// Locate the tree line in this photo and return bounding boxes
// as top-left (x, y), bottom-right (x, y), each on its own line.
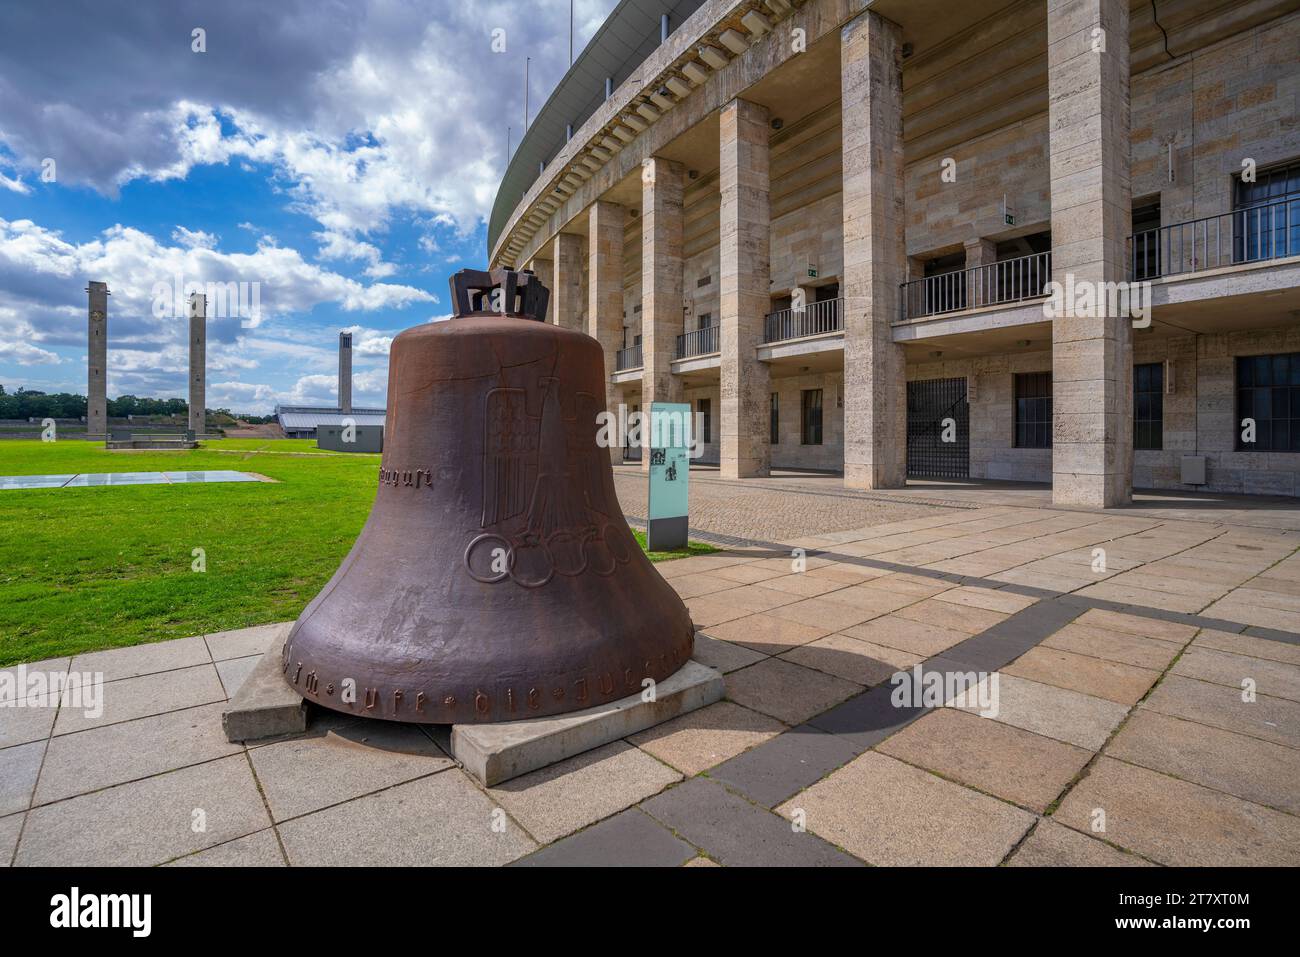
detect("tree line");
top-left (0, 385), bottom-right (275, 423)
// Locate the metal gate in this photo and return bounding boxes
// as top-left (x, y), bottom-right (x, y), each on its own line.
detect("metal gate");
top-left (906, 377), bottom-right (969, 478)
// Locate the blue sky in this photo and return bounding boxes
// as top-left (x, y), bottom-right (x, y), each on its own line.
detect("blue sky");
top-left (0, 0), bottom-right (615, 413)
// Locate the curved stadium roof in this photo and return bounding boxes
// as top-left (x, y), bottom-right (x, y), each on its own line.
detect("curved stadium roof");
top-left (487, 0), bottom-right (706, 255)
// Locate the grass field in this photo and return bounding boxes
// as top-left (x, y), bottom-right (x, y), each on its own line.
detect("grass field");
top-left (0, 439), bottom-right (713, 666)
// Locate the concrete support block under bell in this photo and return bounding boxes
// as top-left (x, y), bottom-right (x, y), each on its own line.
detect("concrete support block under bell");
top-left (222, 633), bottom-right (308, 743)
top-left (450, 660), bottom-right (723, 786)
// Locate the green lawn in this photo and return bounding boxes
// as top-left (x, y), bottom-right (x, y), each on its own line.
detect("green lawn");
top-left (0, 439), bottom-right (712, 666)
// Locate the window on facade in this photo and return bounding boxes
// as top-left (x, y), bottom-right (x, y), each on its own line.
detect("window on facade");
top-left (1237, 353), bottom-right (1300, 452)
top-left (1234, 160), bottom-right (1300, 262)
top-left (698, 398), bottom-right (712, 444)
top-left (801, 389), bottom-right (823, 445)
top-left (697, 312), bottom-right (713, 330)
top-left (1134, 362), bottom-right (1164, 450)
top-left (1014, 372), bottom-right (1052, 449)
top-left (770, 393), bottom-right (779, 445)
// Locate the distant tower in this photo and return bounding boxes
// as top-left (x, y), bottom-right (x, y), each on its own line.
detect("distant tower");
top-left (86, 282), bottom-right (109, 439)
top-left (338, 332), bottom-right (353, 414)
top-left (188, 293), bottom-right (207, 435)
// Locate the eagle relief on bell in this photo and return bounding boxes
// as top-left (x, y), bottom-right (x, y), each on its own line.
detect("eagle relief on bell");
top-left (282, 267), bottom-right (696, 724)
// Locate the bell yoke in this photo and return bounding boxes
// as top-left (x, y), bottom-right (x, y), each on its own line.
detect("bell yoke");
top-left (282, 268), bottom-right (696, 724)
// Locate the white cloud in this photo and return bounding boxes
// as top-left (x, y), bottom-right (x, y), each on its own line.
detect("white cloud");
top-left (0, 172), bottom-right (31, 195)
top-left (0, 339), bottom-right (61, 365)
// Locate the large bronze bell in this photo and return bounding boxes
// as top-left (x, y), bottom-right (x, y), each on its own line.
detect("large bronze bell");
top-left (282, 268), bottom-right (695, 724)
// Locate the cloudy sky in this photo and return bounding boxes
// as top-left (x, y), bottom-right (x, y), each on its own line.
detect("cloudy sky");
top-left (0, 0), bottom-right (615, 413)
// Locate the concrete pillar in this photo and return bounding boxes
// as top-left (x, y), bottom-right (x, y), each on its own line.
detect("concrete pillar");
top-left (552, 233), bottom-right (585, 332)
top-left (338, 331), bottom-right (353, 414)
top-left (188, 293), bottom-right (207, 436)
top-left (840, 11), bottom-right (907, 489)
top-left (588, 201), bottom-right (625, 463)
top-left (964, 237), bottom-right (996, 309)
top-left (1048, 0), bottom-right (1132, 507)
top-left (719, 98), bottom-right (772, 478)
top-left (86, 281), bottom-right (108, 439)
top-left (640, 156), bottom-right (685, 469)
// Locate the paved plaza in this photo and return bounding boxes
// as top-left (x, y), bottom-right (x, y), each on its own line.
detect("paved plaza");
top-left (3, 478), bottom-right (1299, 867)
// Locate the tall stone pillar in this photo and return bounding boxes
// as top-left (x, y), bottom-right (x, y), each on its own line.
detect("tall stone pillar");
top-left (188, 293), bottom-right (207, 436)
top-left (1048, 0), bottom-right (1132, 507)
top-left (719, 98), bottom-right (772, 478)
top-left (640, 156), bottom-right (685, 469)
top-left (841, 11), bottom-right (907, 489)
top-left (964, 237), bottom-right (996, 309)
top-left (588, 201), bottom-right (625, 464)
top-left (338, 331), bottom-right (353, 414)
top-left (552, 233), bottom-right (585, 332)
top-left (86, 281), bottom-right (108, 439)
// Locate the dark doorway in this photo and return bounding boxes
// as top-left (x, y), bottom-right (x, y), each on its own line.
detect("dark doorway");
top-left (907, 377), bottom-right (970, 478)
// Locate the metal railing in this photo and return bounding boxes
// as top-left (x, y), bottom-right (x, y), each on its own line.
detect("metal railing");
top-left (676, 324), bottom-right (719, 359)
top-left (1130, 199), bottom-right (1299, 281)
top-left (614, 343), bottom-right (642, 371)
top-left (900, 251), bottom-right (1052, 320)
top-left (763, 298), bottom-right (843, 343)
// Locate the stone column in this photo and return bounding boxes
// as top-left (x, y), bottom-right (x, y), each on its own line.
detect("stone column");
top-left (86, 281), bottom-right (108, 439)
top-left (719, 98), bottom-right (772, 478)
top-left (589, 201), bottom-right (625, 464)
top-left (188, 293), bottom-right (207, 436)
top-left (841, 11), bottom-right (907, 489)
top-left (964, 237), bottom-right (996, 309)
top-left (640, 156), bottom-right (685, 469)
top-left (552, 233), bottom-right (585, 332)
top-left (1048, 0), bottom-right (1132, 507)
top-left (338, 331), bottom-right (353, 414)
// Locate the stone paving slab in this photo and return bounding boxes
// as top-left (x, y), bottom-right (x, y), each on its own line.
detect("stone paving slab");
top-left (511, 807), bottom-right (697, 867)
top-left (1194, 627), bottom-right (1300, 665)
top-left (164, 828), bottom-right (286, 866)
top-left (877, 709), bottom-right (1092, 813)
top-left (691, 632), bottom-right (766, 673)
top-left (627, 700), bottom-right (785, 776)
top-left (1171, 646), bottom-right (1300, 702)
top-left (486, 741), bottom-right (680, 844)
top-left (69, 635), bottom-right (211, 683)
top-left (215, 655), bottom-right (260, 698)
top-left (894, 598), bottom-right (1009, 634)
top-left (248, 717), bottom-right (453, 821)
top-left (0, 813), bottom-right (21, 866)
top-left (707, 723), bottom-right (861, 808)
top-left (1002, 646), bottom-right (1162, 706)
top-left (0, 693), bottom-right (56, 749)
top-left (276, 769), bottom-right (536, 866)
top-left (16, 754), bottom-right (270, 867)
top-left (0, 657), bottom-right (70, 697)
top-left (779, 632), bottom-right (922, 686)
top-left (1040, 621), bottom-right (1185, 670)
top-left (704, 613), bottom-right (832, 654)
top-left (1190, 629), bottom-right (1300, 665)
top-left (763, 596), bottom-right (882, 632)
top-left (843, 615), bottom-right (970, 658)
top-left (1075, 607), bottom-right (1199, 642)
top-left (1007, 819), bottom-right (1153, 867)
top-left (948, 673), bottom-right (1130, 751)
top-left (776, 751), bottom-right (1036, 866)
top-left (204, 621), bottom-right (290, 661)
top-left (1142, 674), bottom-right (1300, 749)
top-left (641, 777), bottom-right (862, 867)
top-left (724, 658), bottom-right (861, 726)
top-left (1054, 756), bottom-right (1300, 866)
top-left (0, 740), bottom-right (43, 817)
top-left (1106, 710), bottom-right (1300, 814)
top-left (53, 662), bottom-right (226, 735)
top-left (34, 702), bottom-right (241, 805)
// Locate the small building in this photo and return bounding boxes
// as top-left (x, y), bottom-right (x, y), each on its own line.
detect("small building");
top-left (275, 406), bottom-right (386, 440)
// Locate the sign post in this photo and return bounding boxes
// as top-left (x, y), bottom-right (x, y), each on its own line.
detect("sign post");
top-left (646, 402), bottom-right (690, 551)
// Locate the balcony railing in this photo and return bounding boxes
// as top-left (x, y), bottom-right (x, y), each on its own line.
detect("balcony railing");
top-left (764, 298), bottom-right (843, 343)
top-left (614, 343), bottom-right (642, 371)
top-left (1130, 199), bottom-right (1300, 281)
top-left (676, 324), bottom-right (719, 359)
top-left (900, 251), bottom-right (1052, 320)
